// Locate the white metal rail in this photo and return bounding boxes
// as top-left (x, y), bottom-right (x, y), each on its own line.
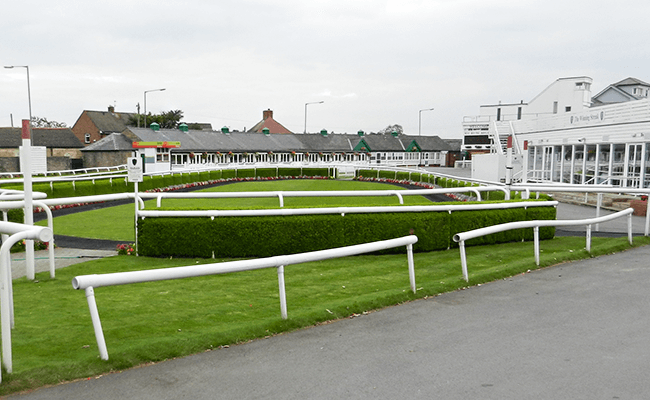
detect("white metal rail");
top-left (136, 201), bottom-right (558, 219)
top-left (139, 186), bottom-right (511, 208)
top-left (453, 208), bottom-right (635, 282)
top-left (0, 223), bottom-right (52, 381)
top-left (73, 235), bottom-right (419, 361)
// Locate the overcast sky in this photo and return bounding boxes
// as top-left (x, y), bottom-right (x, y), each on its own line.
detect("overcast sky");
top-left (2, 0), bottom-right (649, 138)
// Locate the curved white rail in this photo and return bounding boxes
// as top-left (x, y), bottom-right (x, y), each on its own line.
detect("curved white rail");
top-left (73, 235), bottom-right (418, 361)
top-left (453, 208), bottom-right (634, 282)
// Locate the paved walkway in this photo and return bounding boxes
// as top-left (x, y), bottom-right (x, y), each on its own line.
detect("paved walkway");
top-left (10, 248), bottom-right (117, 280)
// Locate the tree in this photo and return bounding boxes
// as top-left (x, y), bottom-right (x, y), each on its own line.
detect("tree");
top-left (30, 116), bottom-right (67, 128)
top-left (377, 124), bottom-right (403, 135)
top-left (128, 109), bottom-right (184, 129)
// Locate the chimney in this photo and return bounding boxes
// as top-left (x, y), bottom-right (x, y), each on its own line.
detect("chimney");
top-left (108, 105), bottom-right (115, 113)
top-left (263, 109), bottom-right (273, 120)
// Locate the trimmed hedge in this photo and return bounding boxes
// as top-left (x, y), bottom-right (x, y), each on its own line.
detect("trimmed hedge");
top-left (137, 204), bottom-right (556, 258)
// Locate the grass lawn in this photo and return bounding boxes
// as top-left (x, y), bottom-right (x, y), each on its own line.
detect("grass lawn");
top-left (35, 180), bottom-right (438, 241)
top-left (2, 235), bottom-right (649, 395)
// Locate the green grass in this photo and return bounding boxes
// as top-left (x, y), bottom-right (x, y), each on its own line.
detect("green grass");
top-left (36, 180), bottom-right (437, 241)
top-left (2, 235), bottom-right (649, 395)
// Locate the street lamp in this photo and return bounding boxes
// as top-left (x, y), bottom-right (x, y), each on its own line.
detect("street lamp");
top-left (418, 107), bottom-right (434, 136)
top-left (144, 88), bottom-right (166, 128)
top-left (304, 101), bottom-right (324, 134)
top-left (4, 65), bottom-right (35, 279)
top-left (4, 66), bottom-right (32, 121)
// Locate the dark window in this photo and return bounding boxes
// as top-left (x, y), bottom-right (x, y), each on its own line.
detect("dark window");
top-left (464, 135), bottom-right (491, 145)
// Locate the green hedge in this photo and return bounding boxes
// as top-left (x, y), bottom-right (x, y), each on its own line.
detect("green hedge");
top-left (236, 169), bottom-right (256, 178)
top-left (138, 204), bottom-right (556, 258)
top-left (301, 168), bottom-right (329, 177)
top-left (74, 181), bottom-right (96, 197)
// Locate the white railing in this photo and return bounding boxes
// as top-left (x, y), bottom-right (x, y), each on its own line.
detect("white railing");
top-left (139, 186), bottom-right (512, 208)
top-left (137, 201), bottom-right (557, 218)
top-left (73, 235), bottom-right (419, 361)
top-left (0, 164), bottom-right (127, 179)
top-left (511, 184), bottom-right (650, 235)
top-left (453, 208), bottom-right (634, 282)
top-left (0, 222), bottom-right (53, 380)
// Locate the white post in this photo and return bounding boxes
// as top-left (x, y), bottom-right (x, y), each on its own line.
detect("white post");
top-left (534, 226), bottom-right (540, 266)
top-left (459, 240), bottom-right (468, 282)
top-left (277, 265), bottom-right (287, 320)
top-left (21, 120), bottom-right (35, 280)
top-left (85, 287), bottom-right (109, 360)
top-left (522, 141), bottom-right (529, 184)
top-left (596, 193), bottom-right (602, 232)
top-left (586, 225), bottom-right (592, 252)
top-left (407, 243), bottom-right (416, 293)
top-left (628, 214), bottom-right (633, 245)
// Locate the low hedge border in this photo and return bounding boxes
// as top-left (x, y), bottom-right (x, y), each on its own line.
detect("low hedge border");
top-left (137, 203), bottom-right (556, 258)
top-left (0, 167), bottom-right (334, 200)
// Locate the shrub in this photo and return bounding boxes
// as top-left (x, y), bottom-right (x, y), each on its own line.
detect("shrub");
top-left (138, 205), bottom-right (556, 258)
top-left (300, 168), bottom-right (330, 177)
top-left (255, 168), bottom-right (276, 178)
top-left (222, 169), bottom-right (236, 179)
top-left (74, 180), bottom-right (96, 197)
top-left (52, 182), bottom-right (76, 198)
top-left (236, 169), bottom-right (256, 178)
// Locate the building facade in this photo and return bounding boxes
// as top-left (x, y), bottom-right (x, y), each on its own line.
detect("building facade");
top-left (464, 76), bottom-right (650, 188)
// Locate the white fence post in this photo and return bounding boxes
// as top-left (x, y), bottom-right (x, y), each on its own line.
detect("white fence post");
top-left (85, 286), bottom-right (109, 360)
top-left (459, 240), bottom-right (468, 282)
top-left (407, 243), bottom-right (416, 293)
top-left (277, 265), bottom-right (287, 320)
top-left (628, 213), bottom-right (633, 245)
top-left (534, 226), bottom-right (540, 266)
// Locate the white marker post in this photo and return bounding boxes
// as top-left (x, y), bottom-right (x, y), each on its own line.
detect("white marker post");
top-left (20, 120), bottom-right (35, 279)
top-left (127, 156), bottom-right (143, 255)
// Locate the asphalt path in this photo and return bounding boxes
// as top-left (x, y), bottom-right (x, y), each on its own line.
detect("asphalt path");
top-left (10, 240), bottom-right (650, 399)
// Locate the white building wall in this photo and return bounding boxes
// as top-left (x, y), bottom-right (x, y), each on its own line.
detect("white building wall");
top-left (525, 76), bottom-right (592, 117)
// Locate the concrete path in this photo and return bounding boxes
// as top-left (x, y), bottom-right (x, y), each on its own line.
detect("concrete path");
top-left (10, 248), bottom-right (117, 280)
top-left (9, 243), bottom-right (650, 399)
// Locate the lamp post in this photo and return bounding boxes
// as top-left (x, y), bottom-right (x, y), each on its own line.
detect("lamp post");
top-left (304, 101), bottom-right (324, 134)
top-left (144, 88), bottom-right (166, 128)
top-left (4, 65), bottom-right (35, 279)
top-left (418, 107), bottom-right (434, 136)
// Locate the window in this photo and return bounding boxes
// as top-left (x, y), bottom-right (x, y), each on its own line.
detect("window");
top-left (84, 133), bottom-right (91, 144)
top-left (156, 147), bottom-right (170, 162)
top-left (553, 101), bottom-right (558, 114)
top-left (565, 106), bottom-right (571, 112)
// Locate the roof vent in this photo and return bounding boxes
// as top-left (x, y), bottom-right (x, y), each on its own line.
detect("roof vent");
top-left (221, 126), bottom-right (230, 134)
top-left (320, 129), bottom-right (328, 137)
top-left (262, 127), bottom-right (270, 136)
top-left (357, 130), bottom-right (364, 136)
top-left (150, 122), bottom-right (160, 131)
top-left (179, 123), bottom-right (189, 132)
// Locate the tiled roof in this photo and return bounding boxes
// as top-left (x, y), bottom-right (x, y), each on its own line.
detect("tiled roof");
top-left (83, 110), bottom-right (135, 133)
top-left (82, 132), bottom-right (134, 151)
top-left (0, 127), bottom-right (83, 148)
top-left (82, 127), bottom-right (454, 154)
top-left (248, 118), bottom-right (293, 134)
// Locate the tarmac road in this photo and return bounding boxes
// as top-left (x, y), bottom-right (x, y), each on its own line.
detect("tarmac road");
top-left (10, 242), bottom-right (650, 399)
